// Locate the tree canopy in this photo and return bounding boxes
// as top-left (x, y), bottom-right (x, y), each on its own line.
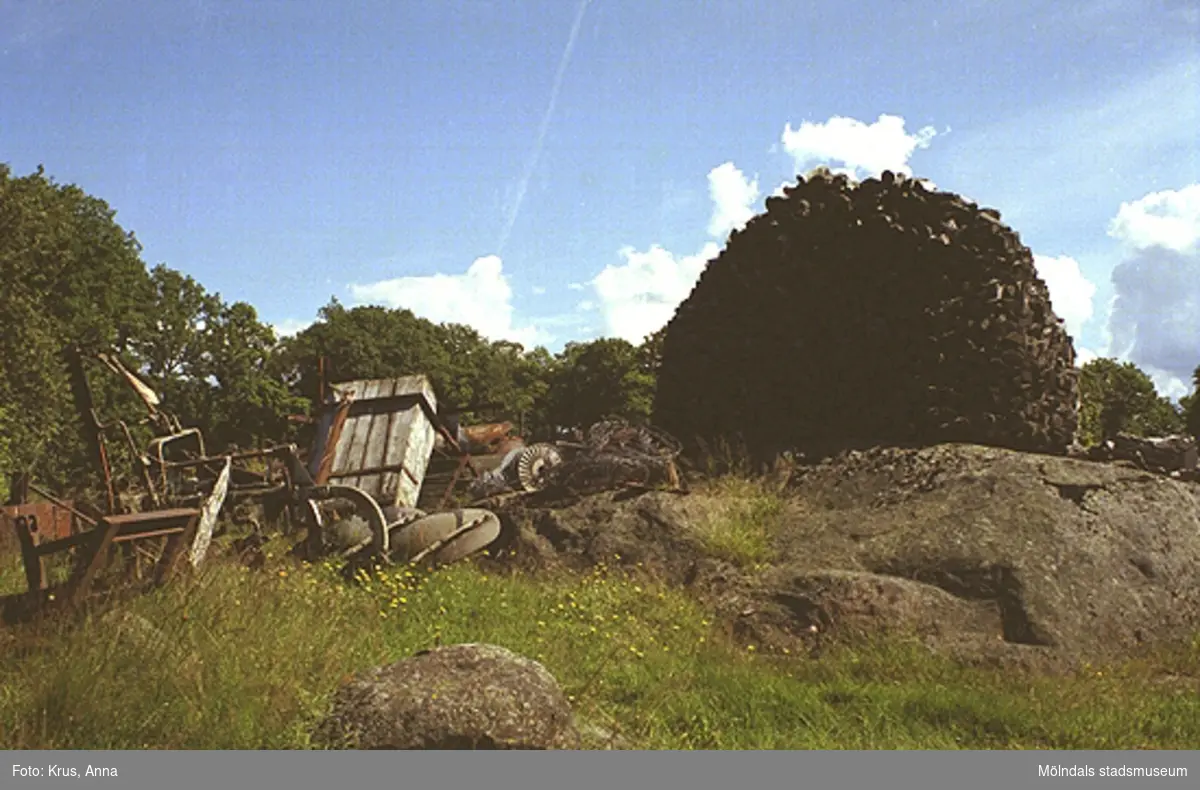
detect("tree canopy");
top-left (1076, 358), bottom-right (1186, 446)
top-left (0, 164), bottom-right (156, 489)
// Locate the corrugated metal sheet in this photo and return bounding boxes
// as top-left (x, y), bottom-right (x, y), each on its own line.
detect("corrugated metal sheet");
top-left (307, 376), bottom-right (439, 509)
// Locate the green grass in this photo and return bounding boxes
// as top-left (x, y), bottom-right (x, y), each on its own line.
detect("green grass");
top-left (0, 552), bottom-right (74, 598)
top-left (688, 476), bottom-right (785, 566)
top-left (2, 535), bottom-right (1199, 749)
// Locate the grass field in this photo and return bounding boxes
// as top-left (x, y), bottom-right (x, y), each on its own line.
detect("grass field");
top-left (2, 516), bottom-right (1199, 749)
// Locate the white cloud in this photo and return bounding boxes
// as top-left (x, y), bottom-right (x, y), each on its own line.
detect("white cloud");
top-left (781, 114), bottom-right (938, 180)
top-left (1108, 184), bottom-right (1200, 253)
top-left (271, 318), bottom-right (314, 338)
top-left (531, 285), bottom-right (547, 295)
top-left (589, 113), bottom-right (945, 346)
top-left (1075, 346), bottom-right (1101, 367)
top-left (348, 255), bottom-right (549, 348)
top-left (591, 242), bottom-right (720, 344)
top-left (567, 282), bottom-right (586, 291)
top-left (1033, 254), bottom-right (1097, 340)
top-left (1105, 184), bottom-right (1200, 390)
top-left (707, 162), bottom-right (760, 237)
top-left (1144, 366), bottom-right (1192, 403)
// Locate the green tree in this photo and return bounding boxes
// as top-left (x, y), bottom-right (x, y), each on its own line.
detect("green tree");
top-left (275, 300), bottom-right (457, 410)
top-left (545, 338), bottom-right (656, 430)
top-left (0, 164), bottom-right (156, 490)
top-left (638, 326), bottom-right (667, 377)
top-left (1077, 358), bottom-right (1185, 445)
top-left (197, 301), bottom-right (309, 451)
top-left (1184, 365), bottom-right (1200, 441)
top-left (128, 264), bottom-right (222, 421)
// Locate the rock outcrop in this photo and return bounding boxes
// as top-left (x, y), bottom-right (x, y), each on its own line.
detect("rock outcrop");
top-left (487, 444), bottom-right (1200, 669)
top-left (313, 643), bottom-right (580, 750)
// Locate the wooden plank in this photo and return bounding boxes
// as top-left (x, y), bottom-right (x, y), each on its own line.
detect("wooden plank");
top-left (320, 379), bottom-right (363, 488)
top-left (380, 405), bottom-right (416, 508)
top-left (327, 378), bottom-right (368, 488)
top-left (358, 378), bottom-right (398, 499)
top-left (347, 378), bottom-right (393, 492)
top-left (111, 527), bottom-right (187, 543)
top-left (364, 377), bottom-right (398, 494)
top-left (401, 408), bottom-right (436, 508)
top-left (332, 404), bottom-right (371, 489)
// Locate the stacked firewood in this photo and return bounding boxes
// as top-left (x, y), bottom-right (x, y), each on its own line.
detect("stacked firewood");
top-left (653, 167), bottom-right (1080, 460)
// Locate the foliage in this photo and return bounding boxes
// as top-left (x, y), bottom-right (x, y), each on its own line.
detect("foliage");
top-left (276, 304), bottom-right (665, 440)
top-left (1076, 358), bottom-right (1185, 446)
top-left (1185, 366), bottom-right (1200, 441)
top-left (544, 338), bottom-right (656, 430)
top-left (275, 301), bottom-right (453, 405)
top-left (638, 326), bottom-right (667, 377)
top-left (0, 164), bottom-right (156, 490)
top-left (0, 166), bottom-right (310, 497)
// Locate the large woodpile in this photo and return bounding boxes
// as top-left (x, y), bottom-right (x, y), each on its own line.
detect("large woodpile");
top-left (653, 167), bottom-right (1080, 461)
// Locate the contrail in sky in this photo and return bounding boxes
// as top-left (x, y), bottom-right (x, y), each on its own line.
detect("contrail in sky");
top-left (497, 0), bottom-right (592, 255)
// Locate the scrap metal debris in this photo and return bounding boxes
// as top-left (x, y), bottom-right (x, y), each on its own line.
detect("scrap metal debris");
top-left (468, 418), bottom-right (685, 499)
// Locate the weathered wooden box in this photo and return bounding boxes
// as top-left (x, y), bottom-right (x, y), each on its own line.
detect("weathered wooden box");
top-left (307, 376), bottom-right (439, 509)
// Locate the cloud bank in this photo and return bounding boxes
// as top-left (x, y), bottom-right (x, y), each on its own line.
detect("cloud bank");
top-left (348, 255), bottom-right (548, 348)
top-left (1105, 183), bottom-right (1200, 397)
top-left (780, 114), bottom-right (939, 181)
top-left (589, 114), bottom-right (942, 344)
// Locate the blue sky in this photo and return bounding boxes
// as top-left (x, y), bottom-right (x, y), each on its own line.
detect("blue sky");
top-left (3, 0), bottom-right (1198, 398)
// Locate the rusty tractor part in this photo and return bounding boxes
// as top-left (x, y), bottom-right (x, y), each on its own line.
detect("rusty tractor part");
top-left (541, 418), bottom-right (685, 494)
top-left (464, 419), bottom-right (686, 499)
top-left (382, 505), bottom-right (428, 530)
top-left (382, 508), bottom-right (502, 567)
top-left (0, 500), bottom-right (80, 560)
top-left (5, 506), bottom-right (202, 615)
top-left (460, 422), bottom-right (517, 454)
top-left (515, 443), bottom-right (564, 491)
top-left (299, 483), bottom-right (390, 560)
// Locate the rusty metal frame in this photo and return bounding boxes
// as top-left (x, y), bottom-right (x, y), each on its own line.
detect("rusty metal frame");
top-left (11, 506), bottom-right (201, 608)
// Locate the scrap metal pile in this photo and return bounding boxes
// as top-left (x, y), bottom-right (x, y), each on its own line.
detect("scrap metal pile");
top-left (468, 418), bottom-right (684, 499)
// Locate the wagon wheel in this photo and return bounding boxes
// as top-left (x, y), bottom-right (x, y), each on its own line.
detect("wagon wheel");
top-left (387, 509), bottom-right (502, 567)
